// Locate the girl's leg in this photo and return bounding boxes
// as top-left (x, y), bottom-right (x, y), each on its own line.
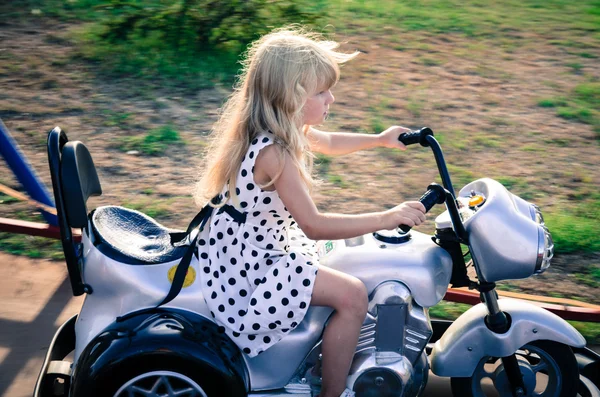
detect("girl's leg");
top-left (310, 266), bottom-right (368, 397)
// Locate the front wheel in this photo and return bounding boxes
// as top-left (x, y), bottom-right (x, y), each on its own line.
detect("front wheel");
top-left (450, 340), bottom-right (579, 397)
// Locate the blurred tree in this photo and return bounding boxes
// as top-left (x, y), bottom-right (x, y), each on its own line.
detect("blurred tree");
top-left (96, 0), bottom-right (325, 53)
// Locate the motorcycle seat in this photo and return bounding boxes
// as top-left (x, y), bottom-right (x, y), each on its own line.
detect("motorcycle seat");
top-left (90, 205), bottom-right (188, 265)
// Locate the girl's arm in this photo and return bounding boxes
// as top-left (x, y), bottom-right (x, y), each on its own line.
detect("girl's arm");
top-left (255, 145), bottom-right (426, 241)
top-left (307, 125), bottom-right (410, 156)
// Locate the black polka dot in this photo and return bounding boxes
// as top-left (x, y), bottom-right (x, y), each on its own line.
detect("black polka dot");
top-left (264, 291), bottom-right (272, 299)
top-left (213, 271), bottom-right (219, 279)
top-left (247, 183), bottom-right (255, 190)
top-left (254, 278), bottom-right (261, 286)
top-left (203, 266), bottom-right (210, 274)
top-left (252, 138), bottom-right (258, 145)
top-left (268, 323), bottom-right (277, 330)
top-left (300, 302), bottom-right (307, 309)
top-left (296, 266), bottom-right (303, 274)
top-left (290, 253), bottom-right (296, 260)
top-left (252, 250), bottom-right (258, 257)
top-left (266, 243), bottom-right (273, 249)
top-left (240, 270), bottom-right (247, 277)
top-left (276, 283), bottom-right (282, 291)
top-left (209, 238), bottom-right (216, 245)
top-left (254, 263), bottom-right (260, 271)
top-left (220, 265), bottom-right (226, 273)
top-left (211, 291), bottom-right (217, 299)
top-left (235, 188), bottom-right (240, 196)
top-left (291, 289), bottom-right (298, 297)
top-left (273, 269), bottom-right (279, 277)
top-left (263, 336), bottom-right (271, 344)
top-left (269, 306), bottom-right (276, 314)
top-left (282, 298), bottom-right (289, 306)
top-left (218, 305), bottom-right (225, 312)
top-left (232, 238), bottom-right (238, 245)
top-left (248, 334), bottom-right (256, 341)
top-left (262, 137), bottom-right (269, 143)
top-left (263, 197), bottom-right (271, 204)
top-left (287, 311), bottom-right (294, 318)
top-left (303, 279), bottom-right (311, 287)
top-left (291, 322), bottom-right (298, 328)
top-left (228, 277), bottom-right (236, 286)
top-left (233, 331), bottom-right (240, 337)
top-left (227, 227), bottom-right (234, 235)
top-left (230, 258), bottom-right (237, 265)
top-left (260, 219), bottom-right (267, 226)
top-left (252, 323), bottom-right (260, 330)
top-left (238, 310), bottom-right (246, 316)
top-left (241, 201), bottom-right (248, 208)
top-left (199, 239), bottom-right (206, 246)
top-left (222, 246), bottom-right (228, 254)
top-left (207, 280), bottom-right (212, 287)
top-left (242, 169), bottom-right (248, 177)
top-left (239, 289), bottom-right (247, 297)
top-left (228, 317), bottom-right (235, 324)
top-left (256, 235), bottom-right (264, 242)
top-left (245, 263), bottom-right (250, 270)
top-left (249, 151), bottom-right (255, 159)
top-left (243, 347), bottom-right (251, 354)
top-left (250, 298), bottom-right (257, 306)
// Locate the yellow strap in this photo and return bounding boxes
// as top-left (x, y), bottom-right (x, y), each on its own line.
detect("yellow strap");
top-left (0, 183), bottom-right (57, 216)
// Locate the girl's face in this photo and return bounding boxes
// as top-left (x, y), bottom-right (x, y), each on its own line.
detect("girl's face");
top-left (302, 88), bottom-right (335, 126)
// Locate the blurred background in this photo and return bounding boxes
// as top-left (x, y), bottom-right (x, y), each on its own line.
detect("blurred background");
top-left (0, 1), bottom-right (598, 392)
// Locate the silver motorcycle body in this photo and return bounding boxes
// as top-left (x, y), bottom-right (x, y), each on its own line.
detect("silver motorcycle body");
top-left (35, 127), bottom-right (598, 397)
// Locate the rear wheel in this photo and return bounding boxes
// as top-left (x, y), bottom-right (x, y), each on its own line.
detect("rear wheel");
top-left (450, 340), bottom-right (579, 397)
top-left (113, 370), bottom-right (208, 397)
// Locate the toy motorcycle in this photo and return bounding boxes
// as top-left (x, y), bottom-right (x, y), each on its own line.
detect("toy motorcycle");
top-left (34, 126), bottom-right (600, 397)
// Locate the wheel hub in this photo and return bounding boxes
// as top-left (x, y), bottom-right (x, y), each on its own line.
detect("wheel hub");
top-left (493, 357), bottom-right (537, 397)
top-left (113, 370), bottom-right (208, 397)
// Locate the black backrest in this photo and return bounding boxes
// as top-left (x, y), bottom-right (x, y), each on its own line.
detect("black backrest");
top-left (47, 127), bottom-right (101, 296)
top-left (61, 141), bottom-right (102, 228)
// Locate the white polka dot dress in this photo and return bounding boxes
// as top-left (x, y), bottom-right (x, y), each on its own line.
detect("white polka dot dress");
top-left (198, 132), bottom-right (319, 357)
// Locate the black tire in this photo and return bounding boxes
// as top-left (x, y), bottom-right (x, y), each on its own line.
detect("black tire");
top-left (93, 355), bottom-right (246, 397)
top-left (450, 340), bottom-right (579, 397)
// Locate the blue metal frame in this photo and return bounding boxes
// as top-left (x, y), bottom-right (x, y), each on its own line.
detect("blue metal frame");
top-left (0, 119), bottom-right (57, 226)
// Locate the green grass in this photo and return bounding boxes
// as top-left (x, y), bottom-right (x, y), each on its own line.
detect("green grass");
top-left (0, 232), bottom-right (64, 260)
top-left (116, 125), bottom-right (184, 156)
top-left (123, 199), bottom-right (172, 220)
top-left (538, 83), bottom-right (600, 136)
top-left (574, 265), bottom-right (600, 288)
top-left (544, 197), bottom-right (600, 254)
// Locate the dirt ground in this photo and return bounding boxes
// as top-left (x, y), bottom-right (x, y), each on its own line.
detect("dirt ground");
top-left (1, 19), bottom-right (599, 299)
top-left (0, 17), bottom-right (599, 396)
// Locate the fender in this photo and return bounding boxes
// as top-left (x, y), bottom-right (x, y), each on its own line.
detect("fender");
top-left (430, 299), bottom-right (586, 377)
top-left (71, 309), bottom-right (249, 397)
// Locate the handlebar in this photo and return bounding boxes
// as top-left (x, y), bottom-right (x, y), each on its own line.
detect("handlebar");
top-left (398, 127), bottom-right (435, 147)
top-left (398, 183), bottom-right (446, 233)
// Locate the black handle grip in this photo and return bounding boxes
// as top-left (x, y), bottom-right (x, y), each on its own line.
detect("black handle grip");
top-left (398, 127), bottom-right (434, 147)
top-left (398, 183), bottom-right (446, 233)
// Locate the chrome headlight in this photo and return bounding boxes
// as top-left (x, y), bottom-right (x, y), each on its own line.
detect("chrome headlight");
top-left (532, 205), bottom-right (554, 274)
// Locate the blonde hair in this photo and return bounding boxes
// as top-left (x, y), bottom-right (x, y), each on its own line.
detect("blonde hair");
top-left (194, 27), bottom-right (359, 207)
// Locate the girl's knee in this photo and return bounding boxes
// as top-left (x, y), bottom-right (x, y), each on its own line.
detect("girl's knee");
top-left (338, 278), bottom-right (368, 319)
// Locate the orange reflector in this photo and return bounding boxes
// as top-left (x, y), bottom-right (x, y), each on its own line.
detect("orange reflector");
top-left (469, 195), bottom-right (485, 207)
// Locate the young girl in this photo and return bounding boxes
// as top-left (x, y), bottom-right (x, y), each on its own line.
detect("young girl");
top-left (195, 28), bottom-right (426, 397)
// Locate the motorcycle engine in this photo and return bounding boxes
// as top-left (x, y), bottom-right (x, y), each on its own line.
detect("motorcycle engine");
top-left (346, 281), bottom-right (432, 397)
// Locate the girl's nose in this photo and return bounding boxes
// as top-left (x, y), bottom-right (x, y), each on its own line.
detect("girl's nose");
top-left (327, 90), bottom-right (335, 104)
